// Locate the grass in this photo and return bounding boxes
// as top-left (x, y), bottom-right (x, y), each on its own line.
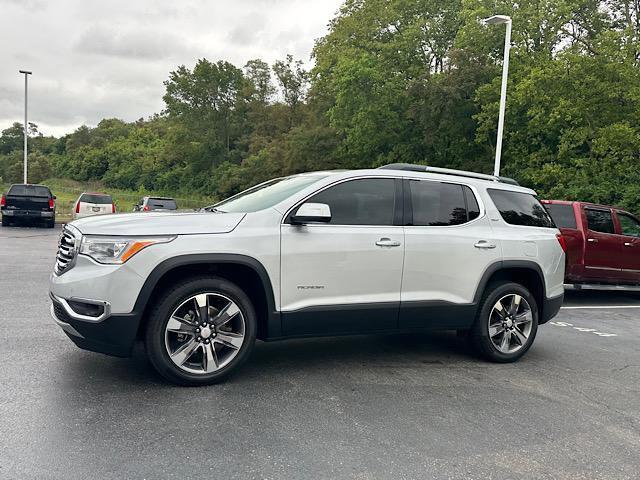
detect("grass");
top-left (2, 178), bottom-right (217, 222)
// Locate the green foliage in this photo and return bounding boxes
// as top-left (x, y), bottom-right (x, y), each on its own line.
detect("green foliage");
top-left (1, 0), bottom-right (639, 213)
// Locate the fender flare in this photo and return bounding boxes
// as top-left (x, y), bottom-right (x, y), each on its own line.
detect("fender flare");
top-left (133, 253), bottom-right (280, 337)
top-left (473, 259), bottom-right (548, 312)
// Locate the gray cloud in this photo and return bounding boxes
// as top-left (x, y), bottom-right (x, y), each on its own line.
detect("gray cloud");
top-left (0, 0), bottom-right (343, 137)
top-left (75, 26), bottom-right (194, 60)
top-left (229, 13), bottom-right (266, 46)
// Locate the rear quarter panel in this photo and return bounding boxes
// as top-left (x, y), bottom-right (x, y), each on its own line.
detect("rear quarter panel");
top-left (481, 189), bottom-right (565, 299)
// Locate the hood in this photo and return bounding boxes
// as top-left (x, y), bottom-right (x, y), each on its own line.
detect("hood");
top-left (70, 211), bottom-right (246, 236)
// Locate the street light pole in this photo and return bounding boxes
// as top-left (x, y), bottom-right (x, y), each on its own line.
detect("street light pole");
top-left (19, 70), bottom-right (32, 184)
top-left (482, 15), bottom-right (512, 177)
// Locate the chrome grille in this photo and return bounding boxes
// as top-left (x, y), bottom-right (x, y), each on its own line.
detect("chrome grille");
top-left (55, 226), bottom-right (79, 275)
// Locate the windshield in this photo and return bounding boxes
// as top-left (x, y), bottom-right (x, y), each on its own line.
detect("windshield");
top-left (80, 194), bottom-right (112, 204)
top-left (213, 174), bottom-right (328, 213)
top-left (9, 185), bottom-right (50, 197)
top-left (148, 198), bottom-right (177, 210)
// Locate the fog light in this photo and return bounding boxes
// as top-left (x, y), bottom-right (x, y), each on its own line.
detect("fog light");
top-left (67, 299), bottom-right (104, 318)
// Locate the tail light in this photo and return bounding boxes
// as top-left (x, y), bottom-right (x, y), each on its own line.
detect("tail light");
top-left (75, 202), bottom-right (80, 213)
top-left (0, 194), bottom-right (5, 207)
top-left (49, 198), bottom-right (55, 209)
top-left (556, 233), bottom-right (567, 253)
top-left (143, 205), bottom-right (149, 212)
top-left (112, 202), bottom-right (116, 213)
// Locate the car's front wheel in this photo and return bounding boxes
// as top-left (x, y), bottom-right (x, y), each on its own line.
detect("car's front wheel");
top-left (145, 276), bottom-right (257, 385)
top-left (470, 281), bottom-right (538, 362)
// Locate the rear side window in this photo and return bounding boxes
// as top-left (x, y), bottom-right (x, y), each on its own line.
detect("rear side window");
top-left (8, 185), bottom-right (50, 197)
top-left (585, 208), bottom-right (614, 234)
top-left (488, 189), bottom-right (555, 228)
top-left (618, 213), bottom-right (640, 238)
top-left (148, 198), bottom-right (177, 210)
top-left (544, 204), bottom-right (577, 229)
top-left (80, 194), bottom-right (112, 204)
top-left (305, 178), bottom-right (396, 225)
top-left (409, 181), bottom-right (479, 226)
top-left (464, 186), bottom-right (480, 221)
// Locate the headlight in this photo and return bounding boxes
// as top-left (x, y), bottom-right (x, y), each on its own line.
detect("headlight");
top-left (79, 235), bottom-right (175, 264)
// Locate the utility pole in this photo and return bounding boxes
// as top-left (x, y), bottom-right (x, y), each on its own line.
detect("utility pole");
top-left (19, 70), bottom-right (32, 184)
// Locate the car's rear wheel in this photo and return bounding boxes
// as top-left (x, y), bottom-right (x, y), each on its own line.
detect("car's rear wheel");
top-left (1, 216), bottom-right (9, 227)
top-left (145, 276), bottom-right (257, 385)
top-left (470, 281), bottom-right (538, 362)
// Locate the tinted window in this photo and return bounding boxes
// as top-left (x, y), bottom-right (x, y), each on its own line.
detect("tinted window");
top-left (464, 186), bottom-right (480, 221)
top-left (409, 181), bottom-right (473, 226)
top-left (304, 178), bottom-right (396, 225)
top-left (148, 198), bottom-right (177, 210)
top-left (489, 189), bottom-right (555, 228)
top-left (80, 194), bottom-right (112, 204)
top-left (618, 213), bottom-right (640, 237)
top-left (215, 174), bottom-right (327, 213)
top-left (544, 204), bottom-right (577, 229)
top-left (8, 185), bottom-right (50, 197)
top-left (585, 209), bottom-right (614, 234)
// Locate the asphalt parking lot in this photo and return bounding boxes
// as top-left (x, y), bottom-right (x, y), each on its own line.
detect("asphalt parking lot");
top-left (1, 226), bottom-right (639, 479)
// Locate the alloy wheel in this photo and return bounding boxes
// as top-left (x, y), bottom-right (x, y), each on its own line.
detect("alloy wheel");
top-left (488, 293), bottom-right (533, 354)
top-left (164, 292), bottom-right (246, 374)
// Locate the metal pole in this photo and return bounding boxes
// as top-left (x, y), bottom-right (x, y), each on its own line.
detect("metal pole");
top-left (19, 70), bottom-right (32, 184)
top-left (23, 73), bottom-right (28, 184)
top-left (493, 19), bottom-right (511, 177)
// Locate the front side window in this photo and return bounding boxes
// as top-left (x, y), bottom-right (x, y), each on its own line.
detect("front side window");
top-left (303, 178), bottom-right (396, 225)
top-left (618, 213), bottom-right (640, 237)
top-left (585, 208), bottom-right (614, 234)
top-left (409, 181), bottom-right (478, 226)
top-left (489, 189), bottom-right (555, 228)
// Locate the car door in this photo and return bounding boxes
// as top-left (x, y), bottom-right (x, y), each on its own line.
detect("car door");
top-left (280, 177), bottom-right (404, 336)
top-left (615, 211), bottom-right (640, 283)
top-left (398, 179), bottom-right (501, 329)
top-left (582, 207), bottom-right (623, 282)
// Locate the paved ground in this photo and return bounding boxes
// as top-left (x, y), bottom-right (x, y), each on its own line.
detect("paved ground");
top-left (1, 225), bottom-right (639, 479)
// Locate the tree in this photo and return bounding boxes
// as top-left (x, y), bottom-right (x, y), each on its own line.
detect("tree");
top-left (273, 55), bottom-right (309, 120)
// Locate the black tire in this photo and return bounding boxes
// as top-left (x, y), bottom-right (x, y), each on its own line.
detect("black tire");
top-left (46, 219), bottom-right (55, 228)
top-left (145, 276), bottom-right (257, 386)
top-left (1, 216), bottom-right (9, 227)
top-left (470, 281), bottom-right (539, 363)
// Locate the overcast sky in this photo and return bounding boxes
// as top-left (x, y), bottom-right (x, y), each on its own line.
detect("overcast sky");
top-left (0, 0), bottom-right (343, 137)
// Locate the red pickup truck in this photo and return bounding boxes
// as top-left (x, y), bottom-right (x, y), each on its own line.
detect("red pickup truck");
top-left (542, 200), bottom-right (640, 287)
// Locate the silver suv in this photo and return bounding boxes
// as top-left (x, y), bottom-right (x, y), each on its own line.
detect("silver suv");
top-left (49, 164), bottom-right (565, 385)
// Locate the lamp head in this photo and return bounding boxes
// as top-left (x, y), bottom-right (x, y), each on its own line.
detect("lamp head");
top-left (482, 15), bottom-right (511, 26)
top-left (19, 70), bottom-right (32, 75)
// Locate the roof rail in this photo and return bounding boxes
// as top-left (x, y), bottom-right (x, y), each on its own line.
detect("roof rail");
top-left (378, 163), bottom-right (519, 186)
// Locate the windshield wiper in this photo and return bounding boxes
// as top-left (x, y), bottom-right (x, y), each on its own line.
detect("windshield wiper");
top-left (202, 206), bottom-right (226, 213)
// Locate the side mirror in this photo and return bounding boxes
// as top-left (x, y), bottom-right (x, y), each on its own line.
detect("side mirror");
top-left (52, 195), bottom-right (57, 200)
top-left (291, 202), bottom-right (331, 224)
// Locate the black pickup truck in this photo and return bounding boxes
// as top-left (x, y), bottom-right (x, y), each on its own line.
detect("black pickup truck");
top-left (1, 184), bottom-right (56, 228)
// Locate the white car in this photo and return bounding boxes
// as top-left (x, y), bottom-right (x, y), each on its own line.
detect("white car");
top-left (50, 164), bottom-right (566, 385)
top-left (73, 192), bottom-right (115, 220)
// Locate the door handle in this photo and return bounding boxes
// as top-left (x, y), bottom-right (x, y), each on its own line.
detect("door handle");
top-left (474, 240), bottom-right (496, 249)
top-left (587, 238), bottom-right (598, 243)
top-left (376, 238), bottom-right (401, 247)
top-left (624, 242), bottom-right (633, 247)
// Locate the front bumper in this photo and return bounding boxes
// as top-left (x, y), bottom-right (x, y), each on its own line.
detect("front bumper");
top-left (50, 293), bottom-right (140, 357)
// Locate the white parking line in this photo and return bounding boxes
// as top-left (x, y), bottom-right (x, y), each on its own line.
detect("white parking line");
top-left (561, 306), bottom-right (640, 310)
